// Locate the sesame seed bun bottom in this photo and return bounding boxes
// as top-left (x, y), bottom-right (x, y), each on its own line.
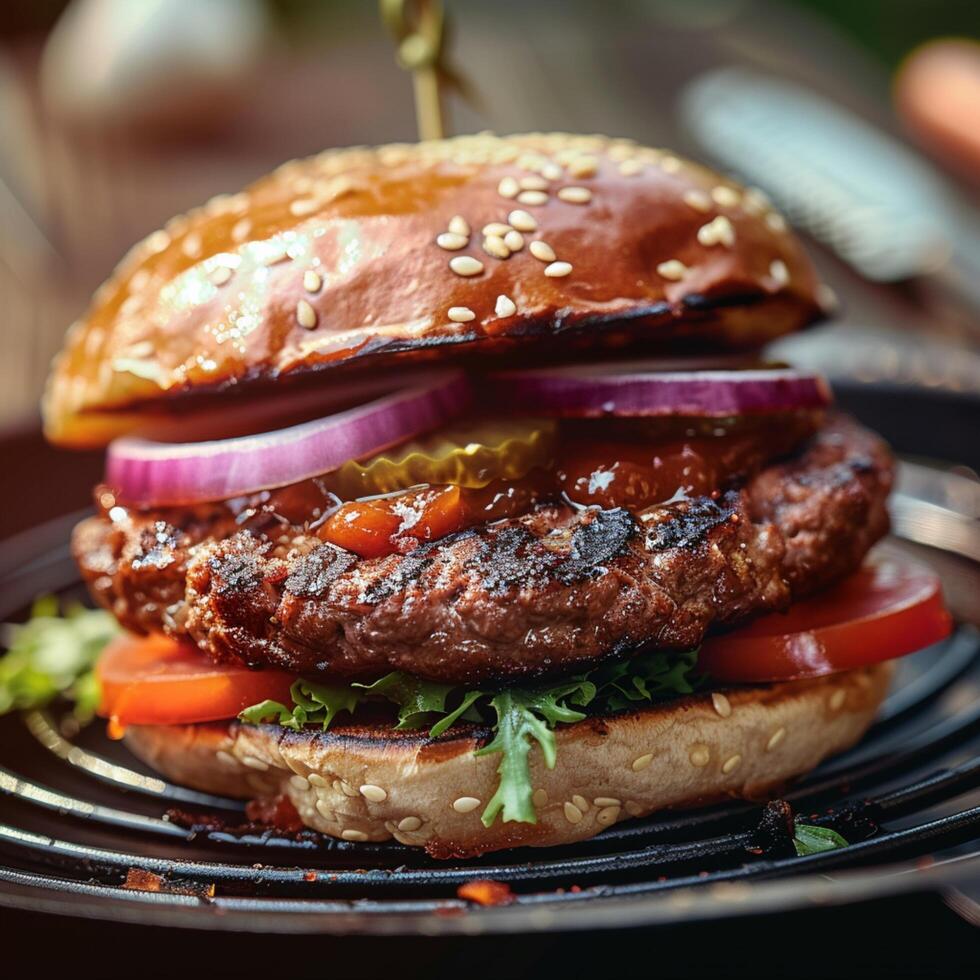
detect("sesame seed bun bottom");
top-left (124, 664), bottom-right (891, 857)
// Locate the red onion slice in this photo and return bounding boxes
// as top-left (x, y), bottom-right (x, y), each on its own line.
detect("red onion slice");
top-left (107, 372), bottom-right (472, 506)
top-left (492, 366), bottom-right (832, 418)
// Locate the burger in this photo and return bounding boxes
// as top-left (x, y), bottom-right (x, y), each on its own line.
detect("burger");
top-left (43, 133), bottom-right (951, 858)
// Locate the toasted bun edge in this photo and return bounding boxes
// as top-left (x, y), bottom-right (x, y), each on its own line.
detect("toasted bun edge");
top-left (124, 664), bottom-right (890, 857)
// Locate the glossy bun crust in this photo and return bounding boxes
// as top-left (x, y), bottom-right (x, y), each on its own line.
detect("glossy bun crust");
top-left (45, 133), bottom-right (825, 446)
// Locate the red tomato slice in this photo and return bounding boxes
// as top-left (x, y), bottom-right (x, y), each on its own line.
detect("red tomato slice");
top-left (699, 557), bottom-right (952, 683)
top-left (96, 633), bottom-right (296, 726)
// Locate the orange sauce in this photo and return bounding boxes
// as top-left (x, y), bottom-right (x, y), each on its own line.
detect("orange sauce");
top-left (312, 417), bottom-right (812, 558)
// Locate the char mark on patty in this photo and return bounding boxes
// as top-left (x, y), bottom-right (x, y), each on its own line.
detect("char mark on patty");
top-left (643, 492), bottom-right (737, 551)
top-left (72, 415), bottom-right (893, 685)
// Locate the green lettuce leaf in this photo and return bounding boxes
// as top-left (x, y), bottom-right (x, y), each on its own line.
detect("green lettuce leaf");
top-left (590, 649), bottom-right (698, 712)
top-left (240, 653), bottom-right (701, 827)
top-left (240, 679), bottom-right (366, 731)
top-left (354, 672), bottom-right (457, 730)
top-left (476, 680), bottom-right (592, 826)
top-left (793, 823), bottom-right (849, 856)
top-left (0, 598), bottom-right (120, 719)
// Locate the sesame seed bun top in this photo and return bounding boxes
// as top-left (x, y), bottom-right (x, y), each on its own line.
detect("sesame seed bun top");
top-left (43, 132), bottom-right (826, 447)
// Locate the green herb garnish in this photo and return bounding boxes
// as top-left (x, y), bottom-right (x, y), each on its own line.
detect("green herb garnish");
top-left (793, 823), bottom-right (849, 856)
top-left (0, 597), bottom-right (120, 719)
top-left (240, 648), bottom-right (700, 827)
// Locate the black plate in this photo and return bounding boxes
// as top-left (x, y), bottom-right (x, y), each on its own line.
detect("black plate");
top-left (0, 389), bottom-right (978, 936)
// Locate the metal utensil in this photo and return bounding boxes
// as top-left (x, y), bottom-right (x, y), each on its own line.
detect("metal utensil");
top-left (679, 67), bottom-right (980, 311)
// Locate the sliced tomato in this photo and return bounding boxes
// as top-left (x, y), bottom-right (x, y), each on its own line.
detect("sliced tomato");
top-left (97, 633), bottom-right (296, 726)
top-left (699, 557), bottom-right (952, 683)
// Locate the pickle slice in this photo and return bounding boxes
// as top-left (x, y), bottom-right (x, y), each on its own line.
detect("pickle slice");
top-left (322, 419), bottom-right (557, 498)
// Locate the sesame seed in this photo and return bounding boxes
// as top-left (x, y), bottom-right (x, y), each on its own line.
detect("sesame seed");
top-left (689, 745), bottom-right (711, 767)
top-left (682, 189), bottom-right (712, 212)
top-left (507, 209), bottom-right (537, 232)
top-left (766, 728), bottom-right (786, 751)
top-left (341, 829), bottom-right (369, 842)
top-left (697, 215), bottom-right (735, 247)
top-left (315, 800), bottom-right (333, 820)
top-left (303, 270), bottom-right (322, 293)
top-left (359, 784), bottom-right (387, 802)
top-left (231, 217), bottom-right (252, 242)
top-left (520, 175), bottom-right (548, 191)
top-left (482, 222), bottom-right (511, 237)
top-left (498, 176), bottom-right (520, 198)
top-left (572, 794), bottom-right (589, 812)
top-left (448, 306), bottom-right (476, 322)
top-left (290, 197), bottom-right (319, 217)
top-left (596, 805), bottom-right (621, 827)
top-left (216, 750), bottom-right (237, 767)
top-left (618, 159), bottom-right (643, 176)
top-left (241, 755), bottom-right (269, 771)
top-left (261, 244), bottom-right (289, 265)
top-left (495, 294), bottom-right (517, 317)
top-left (504, 229), bottom-right (524, 251)
top-left (517, 190), bottom-right (548, 206)
top-left (769, 259), bottom-right (790, 286)
top-left (632, 753), bottom-right (653, 772)
top-left (529, 240), bottom-right (556, 262)
top-left (449, 255), bottom-right (484, 277)
top-left (290, 774), bottom-right (310, 791)
top-left (296, 300), bottom-right (317, 329)
top-left (119, 294), bottom-right (143, 318)
top-left (624, 801), bottom-right (643, 817)
top-left (567, 155), bottom-right (598, 178)
top-left (544, 260), bottom-right (572, 277)
top-left (308, 773), bottom-right (327, 787)
top-left (181, 232), bottom-right (203, 258)
top-left (482, 235), bottom-right (511, 259)
top-left (594, 797), bottom-right (621, 808)
top-left (766, 211), bottom-right (787, 233)
top-left (452, 796), bottom-right (481, 813)
top-left (607, 144), bottom-right (635, 162)
top-left (532, 788), bottom-right (549, 808)
top-left (829, 689), bottom-right (847, 712)
top-left (743, 187), bottom-right (770, 214)
top-left (338, 780), bottom-right (359, 797)
top-left (436, 232), bottom-right (468, 251)
top-left (711, 186), bottom-right (741, 208)
top-left (563, 801), bottom-right (583, 824)
top-left (541, 162), bottom-right (563, 181)
top-left (816, 283), bottom-right (839, 313)
top-left (144, 229), bottom-right (170, 254)
top-left (557, 186), bottom-right (592, 204)
top-left (722, 754), bottom-right (742, 774)
top-left (210, 266), bottom-right (233, 286)
top-left (448, 214), bottom-right (470, 236)
top-left (660, 155), bottom-right (682, 173)
top-left (398, 816), bottom-right (422, 832)
top-left (656, 259), bottom-right (688, 281)
top-left (712, 692), bottom-right (732, 718)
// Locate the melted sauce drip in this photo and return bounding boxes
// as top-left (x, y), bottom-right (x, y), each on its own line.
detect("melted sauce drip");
top-left (100, 412), bottom-right (821, 560)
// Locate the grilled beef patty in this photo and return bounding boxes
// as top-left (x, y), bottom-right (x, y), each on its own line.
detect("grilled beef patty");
top-left (73, 416), bottom-right (891, 684)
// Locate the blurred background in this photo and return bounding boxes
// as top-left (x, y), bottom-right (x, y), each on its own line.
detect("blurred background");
top-left (0, 0), bottom-right (978, 436)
